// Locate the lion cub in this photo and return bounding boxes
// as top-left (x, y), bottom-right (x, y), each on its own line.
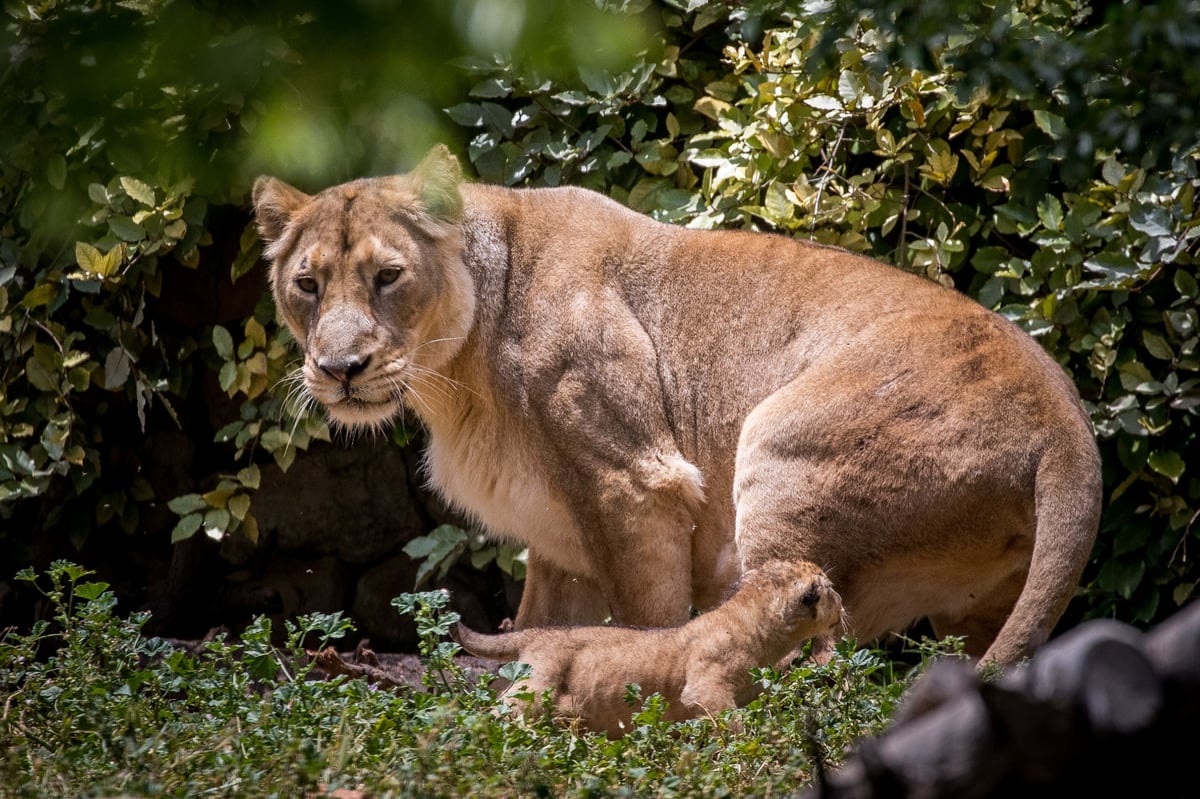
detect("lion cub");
top-left (451, 559), bottom-right (842, 737)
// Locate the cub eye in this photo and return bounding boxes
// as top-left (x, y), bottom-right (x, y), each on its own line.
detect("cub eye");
top-left (295, 276), bottom-right (318, 294)
top-left (376, 267), bottom-right (402, 287)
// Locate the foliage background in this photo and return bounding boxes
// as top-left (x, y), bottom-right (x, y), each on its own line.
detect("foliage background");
top-left (2, 0), bottom-right (1198, 633)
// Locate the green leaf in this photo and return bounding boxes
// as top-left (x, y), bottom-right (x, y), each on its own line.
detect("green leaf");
top-left (237, 464), bottom-right (261, 489)
top-left (231, 224), bottom-right (261, 283)
top-left (219, 361), bottom-right (238, 392)
top-left (203, 508), bottom-right (231, 535)
top-left (25, 356), bottom-right (57, 392)
top-left (1176, 268), bottom-right (1199, 298)
top-left (403, 524), bottom-right (468, 586)
top-left (259, 428), bottom-right (291, 451)
top-left (120, 176), bottom-right (157, 207)
top-left (1097, 557), bottom-right (1145, 600)
top-left (921, 140), bottom-right (958, 185)
top-left (171, 513), bottom-right (203, 543)
top-left (108, 216), bottom-right (146, 242)
top-left (1101, 157), bottom-right (1125, 187)
top-left (88, 182), bottom-right (110, 205)
top-left (1141, 329), bottom-right (1174, 360)
top-left (1129, 205), bottom-right (1172, 238)
top-left (469, 77), bottom-right (511, 98)
top-left (168, 493), bottom-right (209, 515)
top-left (1033, 109), bottom-right (1066, 140)
top-left (1148, 450), bottom-right (1185, 482)
top-left (1036, 195), bottom-right (1063, 231)
top-left (75, 241), bottom-right (123, 278)
top-left (103, 348), bottom-right (132, 389)
top-left (213, 326), bottom-right (234, 360)
top-left (1174, 582), bottom-right (1196, 606)
top-left (47, 155), bottom-right (67, 190)
top-left (1131, 588), bottom-right (1160, 624)
top-left (21, 283), bottom-right (58, 309)
top-left (480, 102), bottom-right (515, 137)
top-left (75, 241), bottom-right (102, 275)
top-left (73, 581), bottom-right (110, 600)
top-left (1082, 252), bottom-right (1138, 284)
top-left (803, 95), bottom-right (842, 111)
top-left (228, 493), bottom-right (251, 521)
top-left (214, 421), bottom-right (245, 443)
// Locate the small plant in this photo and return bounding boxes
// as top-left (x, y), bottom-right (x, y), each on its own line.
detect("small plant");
top-left (391, 589), bottom-right (466, 693)
top-left (402, 523), bottom-right (529, 586)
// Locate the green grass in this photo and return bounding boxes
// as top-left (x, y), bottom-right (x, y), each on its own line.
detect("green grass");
top-left (0, 562), bottom-right (950, 798)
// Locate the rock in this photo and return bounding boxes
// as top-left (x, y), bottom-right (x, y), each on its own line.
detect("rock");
top-left (351, 553), bottom-right (422, 650)
top-left (252, 439), bottom-right (427, 564)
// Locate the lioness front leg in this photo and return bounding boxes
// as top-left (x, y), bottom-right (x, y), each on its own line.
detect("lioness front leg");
top-left (515, 553), bottom-right (608, 628)
top-left (540, 444), bottom-right (703, 628)
top-left (529, 309), bottom-right (707, 628)
top-left (585, 468), bottom-right (700, 627)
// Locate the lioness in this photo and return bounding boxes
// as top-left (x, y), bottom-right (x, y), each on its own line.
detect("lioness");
top-left (253, 145), bottom-right (1102, 667)
top-left (451, 559), bottom-right (843, 737)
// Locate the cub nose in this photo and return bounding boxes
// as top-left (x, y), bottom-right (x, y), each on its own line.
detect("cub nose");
top-left (317, 354), bottom-right (370, 384)
top-left (801, 582), bottom-right (824, 607)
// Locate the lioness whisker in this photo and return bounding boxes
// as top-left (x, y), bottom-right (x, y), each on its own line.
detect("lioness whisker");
top-left (409, 362), bottom-right (481, 401)
top-left (403, 370), bottom-right (455, 409)
top-left (271, 359), bottom-right (306, 392)
top-left (408, 335), bottom-right (466, 353)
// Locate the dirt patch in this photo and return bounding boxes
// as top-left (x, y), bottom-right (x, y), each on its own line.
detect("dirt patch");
top-left (308, 639), bottom-right (500, 690)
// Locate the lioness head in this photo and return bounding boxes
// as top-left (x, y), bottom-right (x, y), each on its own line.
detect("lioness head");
top-left (252, 146), bottom-right (474, 431)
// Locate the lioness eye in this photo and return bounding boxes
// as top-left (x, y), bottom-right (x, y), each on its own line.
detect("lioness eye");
top-left (377, 267), bottom-right (402, 286)
top-left (296, 276), bottom-right (318, 294)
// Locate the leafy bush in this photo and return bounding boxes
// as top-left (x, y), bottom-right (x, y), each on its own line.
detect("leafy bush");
top-left (0, 562), bottom-right (927, 798)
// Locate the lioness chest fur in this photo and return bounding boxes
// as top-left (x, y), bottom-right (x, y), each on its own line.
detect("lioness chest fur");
top-left (452, 559), bottom-right (842, 737)
top-left (254, 146), bottom-right (1102, 667)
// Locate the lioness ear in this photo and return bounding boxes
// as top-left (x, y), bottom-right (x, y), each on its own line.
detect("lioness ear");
top-left (409, 144), bottom-right (463, 223)
top-left (252, 176), bottom-right (311, 244)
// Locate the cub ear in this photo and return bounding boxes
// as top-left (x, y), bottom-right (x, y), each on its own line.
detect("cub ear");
top-left (409, 144), bottom-right (463, 223)
top-left (252, 176), bottom-right (311, 245)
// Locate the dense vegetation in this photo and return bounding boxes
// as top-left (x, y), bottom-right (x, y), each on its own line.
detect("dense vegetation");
top-left (1, 0), bottom-right (1198, 660)
top-left (0, 561), bottom-right (932, 797)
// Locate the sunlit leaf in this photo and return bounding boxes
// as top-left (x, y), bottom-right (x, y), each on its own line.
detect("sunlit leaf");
top-left (1148, 450), bottom-right (1185, 482)
top-left (120, 176), bottom-right (157, 206)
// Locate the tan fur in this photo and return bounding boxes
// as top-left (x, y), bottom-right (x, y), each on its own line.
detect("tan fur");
top-left (253, 145), bottom-right (1103, 667)
top-left (451, 559), bottom-right (842, 737)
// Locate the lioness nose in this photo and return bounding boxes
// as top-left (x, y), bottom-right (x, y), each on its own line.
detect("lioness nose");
top-left (317, 354), bottom-right (370, 384)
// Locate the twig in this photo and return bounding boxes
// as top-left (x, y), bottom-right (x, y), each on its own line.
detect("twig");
top-left (898, 162), bottom-right (911, 268)
top-left (309, 646), bottom-right (403, 691)
top-left (810, 120), bottom-right (848, 239)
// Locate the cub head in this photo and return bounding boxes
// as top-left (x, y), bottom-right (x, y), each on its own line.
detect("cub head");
top-left (742, 559), bottom-right (844, 641)
top-left (252, 146), bottom-right (475, 431)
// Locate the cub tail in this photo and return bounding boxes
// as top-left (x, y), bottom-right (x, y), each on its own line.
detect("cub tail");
top-left (450, 621), bottom-right (527, 661)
